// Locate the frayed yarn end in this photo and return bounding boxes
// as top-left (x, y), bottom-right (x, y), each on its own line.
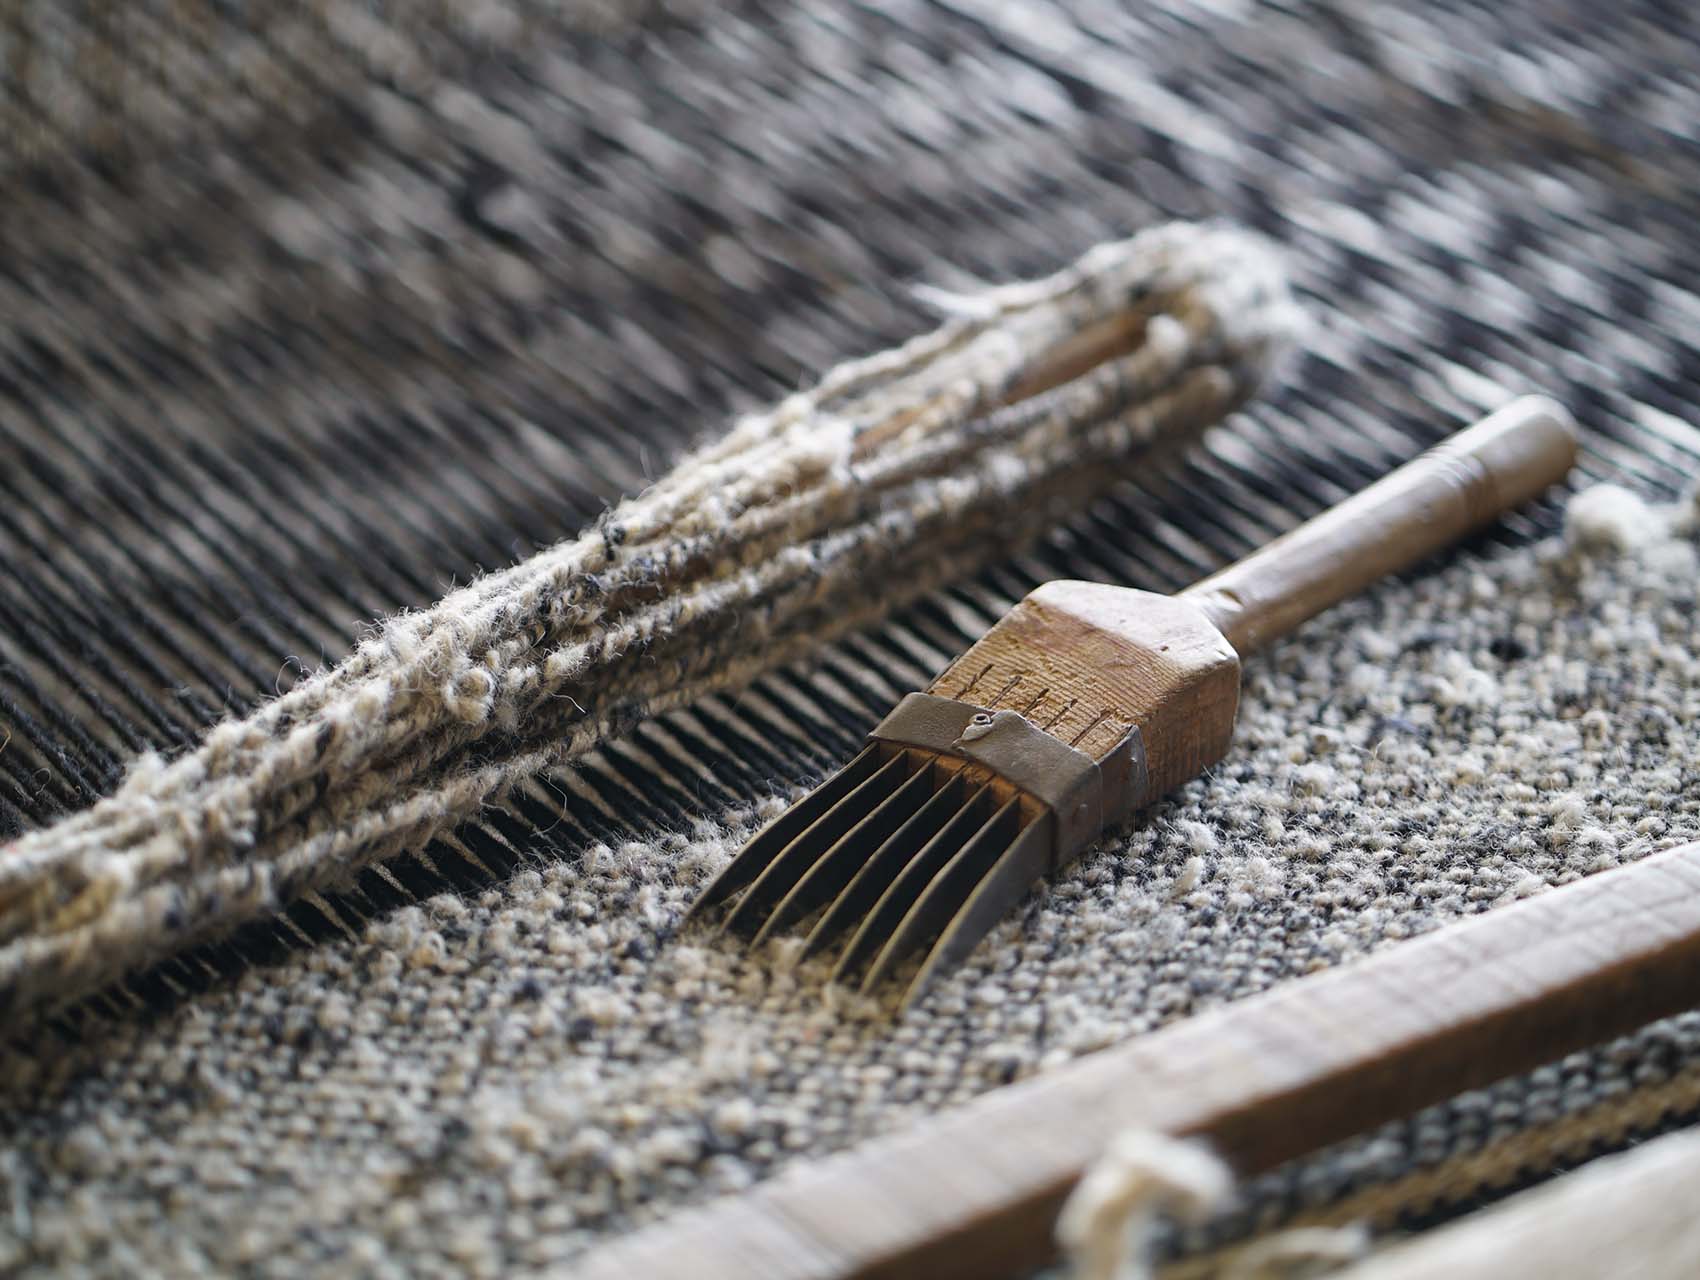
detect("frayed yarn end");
top-left (1057, 1129), bottom-right (1371, 1280)
top-left (1057, 1132), bottom-right (1232, 1280)
top-left (1564, 484), bottom-right (1664, 555)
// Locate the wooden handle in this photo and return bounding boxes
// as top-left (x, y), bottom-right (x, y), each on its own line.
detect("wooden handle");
top-left (1182, 395), bottom-right (1577, 657)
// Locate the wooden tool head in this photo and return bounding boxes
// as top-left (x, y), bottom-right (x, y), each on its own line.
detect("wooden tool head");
top-left (681, 586), bottom-right (1245, 1006)
top-left (927, 582), bottom-right (1242, 824)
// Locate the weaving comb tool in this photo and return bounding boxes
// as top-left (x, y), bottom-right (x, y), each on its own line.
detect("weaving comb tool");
top-left (689, 396), bottom-right (1577, 1005)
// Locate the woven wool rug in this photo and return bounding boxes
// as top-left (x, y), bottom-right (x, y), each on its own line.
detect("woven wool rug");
top-left (5, 0), bottom-right (1700, 1275)
top-left (7, 481), bottom-right (1700, 1276)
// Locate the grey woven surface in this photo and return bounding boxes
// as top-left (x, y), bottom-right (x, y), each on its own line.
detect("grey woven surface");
top-left (3, 0), bottom-right (1700, 1275)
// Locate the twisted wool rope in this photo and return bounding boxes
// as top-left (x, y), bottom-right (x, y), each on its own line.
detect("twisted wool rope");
top-left (0, 222), bottom-right (1297, 1023)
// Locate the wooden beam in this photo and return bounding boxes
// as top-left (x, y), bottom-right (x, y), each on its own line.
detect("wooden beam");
top-left (571, 840), bottom-right (1700, 1280)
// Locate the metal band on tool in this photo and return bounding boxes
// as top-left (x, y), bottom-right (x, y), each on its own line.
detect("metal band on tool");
top-left (869, 692), bottom-right (1146, 869)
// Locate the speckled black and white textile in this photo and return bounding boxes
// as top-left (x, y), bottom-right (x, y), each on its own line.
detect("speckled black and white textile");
top-left (4, 0), bottom-right (1700, 1276)
top-left (5, 485), bottom-right (1700, 1277)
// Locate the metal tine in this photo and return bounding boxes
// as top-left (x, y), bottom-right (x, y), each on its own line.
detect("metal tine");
top-left (830, 781), bottom-right (998, 986)
top-left (750, 754), bottom-right (940, 948)
top-left (858, 795), bottom-right (1024, 995)
top-left (719, 750), bottom-right (919, 937)
top-left (900, 812), bottom-right (1052, 1008)
top-left (686, 744), bottom-right (885, 921)
top-left (800, 765), bottom-right (971, 961)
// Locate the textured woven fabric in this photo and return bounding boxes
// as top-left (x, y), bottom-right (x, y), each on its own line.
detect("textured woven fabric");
top-left (7, 481), bottom-right (1700, 1278)
top-left (3, 0), bottom-right (1700, 1276)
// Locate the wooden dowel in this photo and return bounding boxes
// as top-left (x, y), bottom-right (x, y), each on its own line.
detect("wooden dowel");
top-left (573, 841), bottom-right (1700, 1280)
top-left (1183, 396), bottom-right (1577, 657)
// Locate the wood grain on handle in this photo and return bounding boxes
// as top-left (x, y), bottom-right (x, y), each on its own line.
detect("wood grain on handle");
top-left (1183, 395), bottom-right (1578, 657)
top-left (575, 840), bottom-right (1700, 1280)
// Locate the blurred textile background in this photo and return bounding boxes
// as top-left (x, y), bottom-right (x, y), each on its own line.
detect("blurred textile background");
top-left (3, 1), bottom-right (1700, 1275)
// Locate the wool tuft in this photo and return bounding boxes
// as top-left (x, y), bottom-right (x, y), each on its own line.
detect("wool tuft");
top-left (1564, 484), bottom-right (1661, 554)
top-left (1058, 1131), bottom-right (1233, 1280)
